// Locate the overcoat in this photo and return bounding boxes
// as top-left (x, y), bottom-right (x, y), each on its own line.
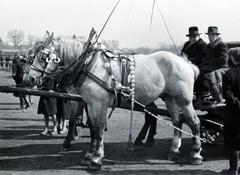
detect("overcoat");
top-left (200, 37), bottom-right (228, 73)
top-left (37, 78), bottom-right (57, 116)
top-left (181, 38), bottom-right (207, 67)
top-left (12, 59), bottom-right (27, 97)
top-left (222, 65), bottom-right (240, 150)
top-left (56, 86), bottom-right (71, 119)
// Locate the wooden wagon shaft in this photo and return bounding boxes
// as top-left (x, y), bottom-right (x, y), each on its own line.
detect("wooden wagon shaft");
top-left (0, 86), bottom-right (83, 101)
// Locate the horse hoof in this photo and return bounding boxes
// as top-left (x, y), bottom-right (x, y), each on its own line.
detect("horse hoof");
top-left (88, 160), bottom-right (102, 171)
top-left (190, 157), bottom-right (203, 165)
top-left (128, 147), bottom-right (134, 152)
top-left (73, 136), bottom-right (80, 140)
top-left (62, 142), bottom-right (71, 151)
top-left (168, 152), bottom-right (180, 162)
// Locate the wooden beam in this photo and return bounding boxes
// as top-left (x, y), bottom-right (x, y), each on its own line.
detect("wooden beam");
top-left (0, 86), bottom-right (82, 101)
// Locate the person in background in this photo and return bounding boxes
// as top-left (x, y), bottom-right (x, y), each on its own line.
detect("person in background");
top-left (181, 26), bottom-right (207, 67)
top-left (195, 26), bottom-right (229, 107)
top-left (221, 48), bottom-right (240, 175)
top-left (5, 56), bottom-right (10, 69)
top-left (12, 54), bottom-right (30, 110)
top-left (56, 97), bottom-right (70, 134)
top-left (37, 77), bottom-right (58, 136)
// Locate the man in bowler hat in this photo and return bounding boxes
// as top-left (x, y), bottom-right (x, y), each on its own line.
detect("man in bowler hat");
top-left (195, 26), bottom-right (229, 107)
top-left (181, 26), bottom-right (207, 67)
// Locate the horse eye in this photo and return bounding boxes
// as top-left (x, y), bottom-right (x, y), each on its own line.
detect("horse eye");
top-left (41, 53), bottom-right (48, 60)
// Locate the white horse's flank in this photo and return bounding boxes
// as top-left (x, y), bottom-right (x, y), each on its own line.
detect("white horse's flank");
top-left (24, 32), bottom-right (202, 170)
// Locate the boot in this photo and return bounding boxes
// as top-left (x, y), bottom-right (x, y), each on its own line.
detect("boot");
top-left (207, 83), bottom-right (225, 107)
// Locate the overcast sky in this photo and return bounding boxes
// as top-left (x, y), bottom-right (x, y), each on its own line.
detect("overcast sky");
top-left (0, 0), bottom-right (240, 48)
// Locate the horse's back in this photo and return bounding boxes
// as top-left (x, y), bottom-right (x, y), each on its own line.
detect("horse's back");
top-left (134, 51), bottom-right (196, 103)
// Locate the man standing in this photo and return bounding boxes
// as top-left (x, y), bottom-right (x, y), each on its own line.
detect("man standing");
top-left (12, 54), bottom-right (30, 110)
top-left (195, 26), bottom-right (229, 107)
top-left (222, 48), bottom-right (240, 175)
top-left (181, 26), bottom-right (207, 67)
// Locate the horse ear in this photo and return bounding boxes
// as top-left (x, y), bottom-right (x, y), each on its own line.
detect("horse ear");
top-left (43, 31), bottom-right (50, 39)
top-left (46, 31), bottom-right (50, 37)
top-left (73, 34), bottom-right (76, 39)
top-left (51, 32), bottom-right (54, 39)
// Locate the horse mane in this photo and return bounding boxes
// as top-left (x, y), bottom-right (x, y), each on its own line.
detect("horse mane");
top-left (56, 37), bottom-right (85, 66)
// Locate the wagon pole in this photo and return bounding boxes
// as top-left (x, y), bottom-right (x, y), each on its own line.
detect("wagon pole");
top-left (155, 1), bottom-right (180, 56)
top-left (95, 0), bottom-right (121, 43)
top-left (0, 86), bottom-right (83, 101)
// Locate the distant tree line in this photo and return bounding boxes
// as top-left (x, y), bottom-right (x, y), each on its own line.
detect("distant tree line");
top-left (0, 29), bottom-right (40, 50)
top-left (0, 29), bottom-right (183, 55)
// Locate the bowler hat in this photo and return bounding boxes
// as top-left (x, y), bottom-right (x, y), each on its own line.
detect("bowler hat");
top-left (186, 26), bottom-right (201, 37)
top-left (205, 26), bottom-right (220, 35)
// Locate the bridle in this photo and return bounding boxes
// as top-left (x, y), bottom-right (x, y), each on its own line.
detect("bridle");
top-left (25, 44), bottom-right (61, 77)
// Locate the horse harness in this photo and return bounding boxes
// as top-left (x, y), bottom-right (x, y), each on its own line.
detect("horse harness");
top-left (72, 48), bottom-right (135, 118)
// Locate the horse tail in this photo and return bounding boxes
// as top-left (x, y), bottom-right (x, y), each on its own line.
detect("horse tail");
top-left (190, 63), bottom-right (199, 81)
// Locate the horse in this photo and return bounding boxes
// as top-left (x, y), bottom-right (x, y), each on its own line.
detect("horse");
top-left (23, 31), bottom-right (86, 146)
top-left (23, 29), bottom-right (202, 170)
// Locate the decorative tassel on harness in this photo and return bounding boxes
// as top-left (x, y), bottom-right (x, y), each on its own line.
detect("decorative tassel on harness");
top-left (128, 57), bottom-right (135, 144)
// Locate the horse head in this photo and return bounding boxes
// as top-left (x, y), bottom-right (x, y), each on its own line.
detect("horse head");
top-left (23, 30), bottom-right (88, 88)
top-left (23, 31), bottom-right (60, 87)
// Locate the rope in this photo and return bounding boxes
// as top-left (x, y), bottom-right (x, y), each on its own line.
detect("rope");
top-left (126, 0), bottom-right (133, 24)
top-left (96, 0), bottom-right (121, 43)
top-left (149, 0), bottom-right (156, 32)
top-left (155, 2), bottom-right (180, 56)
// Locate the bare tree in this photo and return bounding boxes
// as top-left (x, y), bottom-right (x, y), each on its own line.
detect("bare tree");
top-left (7, 30), bottom-right (25, 49)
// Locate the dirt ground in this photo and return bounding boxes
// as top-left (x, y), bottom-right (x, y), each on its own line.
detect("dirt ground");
top-left (0, 68), bottom-right (229, 175)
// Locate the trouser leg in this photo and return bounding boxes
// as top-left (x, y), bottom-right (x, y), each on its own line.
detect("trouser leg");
top-left (229, 150), bottom-right (239, 172)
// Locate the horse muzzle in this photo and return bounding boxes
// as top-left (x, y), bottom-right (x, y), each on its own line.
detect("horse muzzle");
top-left (23, 74), bottom-right (40, 88)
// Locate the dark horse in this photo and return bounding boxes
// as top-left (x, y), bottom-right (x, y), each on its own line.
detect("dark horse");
top-left (24, 29), bottom-right (203, 170)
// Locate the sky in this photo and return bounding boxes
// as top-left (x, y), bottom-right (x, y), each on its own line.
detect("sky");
top-left (0, 0), bottom-right (240, 48)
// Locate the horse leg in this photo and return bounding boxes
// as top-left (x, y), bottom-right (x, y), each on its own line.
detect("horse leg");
top-left (62, 101), bottom-right (78, 150)
top-left (165, 98), bottom-right (183, 161)
top-left (180, 103), bottom-right (203, 165)
top-left (81, 106), bottom-right (97, 166)
top-left (86, 104), bottom-right (107, 170)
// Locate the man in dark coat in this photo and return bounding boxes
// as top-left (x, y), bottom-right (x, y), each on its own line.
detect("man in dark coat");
top-left (222, 47), bottom-right (240, 175)
top-left (12, 54), bottom-right (30, 109)
top-left (181, 26), bottom-right (207, 67)
top-left (195, 26), bottom-right (229, 107)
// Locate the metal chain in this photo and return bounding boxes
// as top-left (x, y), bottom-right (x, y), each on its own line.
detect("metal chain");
top-left (143, 108), bottom-right (207, 143)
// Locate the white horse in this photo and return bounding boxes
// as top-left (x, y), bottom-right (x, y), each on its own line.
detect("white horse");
top-left (24, 30), bottom-right (202, 170)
